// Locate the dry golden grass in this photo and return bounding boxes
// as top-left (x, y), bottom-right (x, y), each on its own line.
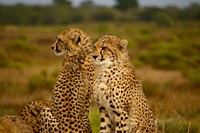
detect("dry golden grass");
top-left (0, 115), bottom-right (33, 133)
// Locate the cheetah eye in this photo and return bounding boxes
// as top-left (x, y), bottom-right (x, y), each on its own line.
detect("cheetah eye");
top-left (102, 46), bottom-right (107, 50)
top-left (58, 39), bottom-right (64, 44)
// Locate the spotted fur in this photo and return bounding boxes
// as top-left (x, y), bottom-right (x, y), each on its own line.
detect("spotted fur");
top-left (39, 28), bottom-right (95, 132)
top-left (19, 100), bottom-right (52, 133)
top-left (93, 35), bottom-right (157, 133)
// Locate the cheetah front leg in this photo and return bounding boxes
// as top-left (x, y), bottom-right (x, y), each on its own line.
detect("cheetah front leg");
top-left (114, 110), bottom-right (129, 133)
top-left (99, 106), bottom-right (113, 133)
top-left (39, 108), bottom-right (59, 133)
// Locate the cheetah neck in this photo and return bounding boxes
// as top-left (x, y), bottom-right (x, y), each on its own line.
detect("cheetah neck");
top-left (62, 54), bottom-right (90, 72)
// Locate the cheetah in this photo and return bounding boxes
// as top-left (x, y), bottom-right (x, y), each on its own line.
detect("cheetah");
top-left (39, 28), bottom-right (95, 132)
top-left (92, 35), bottom-right (157, 133)
top-left (19, 100), bottom-right (52, 133)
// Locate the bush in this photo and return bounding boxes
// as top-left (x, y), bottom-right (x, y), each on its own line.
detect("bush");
top-left (0, 50), bottom-right (25, 68)
top-left (138, 39), bottom-right (199, 71)
top-left (93, 8), bottom-right (118, 22)
top-left (27, 70), bottom-right (54, 92)
top-left (139, 49), bottom-right (185, 70)
top-left (136, 7), bottom-right (162, 21)
top-left (0, 39), bottom-right (38, 68)
top-left (0, 50), bottom-right (8, 67)
top-left (184, 69), bottom-right (200, 86)
top-left (6, 39), bottom-right (38, 52)
top-left (0, 57), bottom-right (24, 69)
top-left (153, 12), bottom-right (174, 27)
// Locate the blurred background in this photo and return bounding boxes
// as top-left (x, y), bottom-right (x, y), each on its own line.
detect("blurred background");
top-left (0, 0), bottom-right (200, 132)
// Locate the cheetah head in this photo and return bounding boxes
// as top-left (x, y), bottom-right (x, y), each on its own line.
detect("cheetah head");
top-left (51, 28), bottom-right (92, 56)
top-left (92, 35), bottom-right (128, 65)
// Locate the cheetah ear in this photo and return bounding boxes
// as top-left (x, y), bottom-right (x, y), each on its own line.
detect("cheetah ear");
top-left (118, 39), bottom-right (128, 50)
top-left (70, 34), bottom-right (81, 45)
top-left (62, 30), bottom-right (66, 34)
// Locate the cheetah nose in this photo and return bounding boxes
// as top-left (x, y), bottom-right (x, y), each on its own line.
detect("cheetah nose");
top-left (92, 55), bottom-right (98, 59)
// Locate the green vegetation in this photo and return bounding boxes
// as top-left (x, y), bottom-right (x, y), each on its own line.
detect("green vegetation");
top-left (0, 2), bottom-right (199, 25)
top-left (0, 50), bottom-right (8, 67)
top-left (154, 12), bottom-right (174, 27)
top-left (27, 70), bottom-right (55, 93)
top-left (0, 38), bottom-right (39, 68)
top-left (6, 39), bottom-right (38, 52)
top-left (89, 106), bottom-right (100, 133)
top-left (184, 69), bottom-right (200, 86)
top-left (115, 0), bottom-right (138, 10)
top-left (158, 117), bottom-right (200, 133)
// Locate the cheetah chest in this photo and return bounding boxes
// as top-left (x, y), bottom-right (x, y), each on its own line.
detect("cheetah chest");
top-left (93, 67), bottom-right (124, 110)
top-left (94, 81), bottom-right (110, 105)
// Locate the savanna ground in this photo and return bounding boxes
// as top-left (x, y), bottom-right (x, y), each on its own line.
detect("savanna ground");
top-left (0, 22), bottom-right (199, 133)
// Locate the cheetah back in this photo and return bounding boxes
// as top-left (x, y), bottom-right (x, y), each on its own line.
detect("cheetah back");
top-left (40, 28), bottom-right (94, 133)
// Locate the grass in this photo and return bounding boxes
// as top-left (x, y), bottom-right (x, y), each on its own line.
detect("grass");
top-left (0, 21), bottom-right (200, 132)
top-left (89, 106), bottom-right (100, 133)
top-left (27, 69), bottom-right (55, 93)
